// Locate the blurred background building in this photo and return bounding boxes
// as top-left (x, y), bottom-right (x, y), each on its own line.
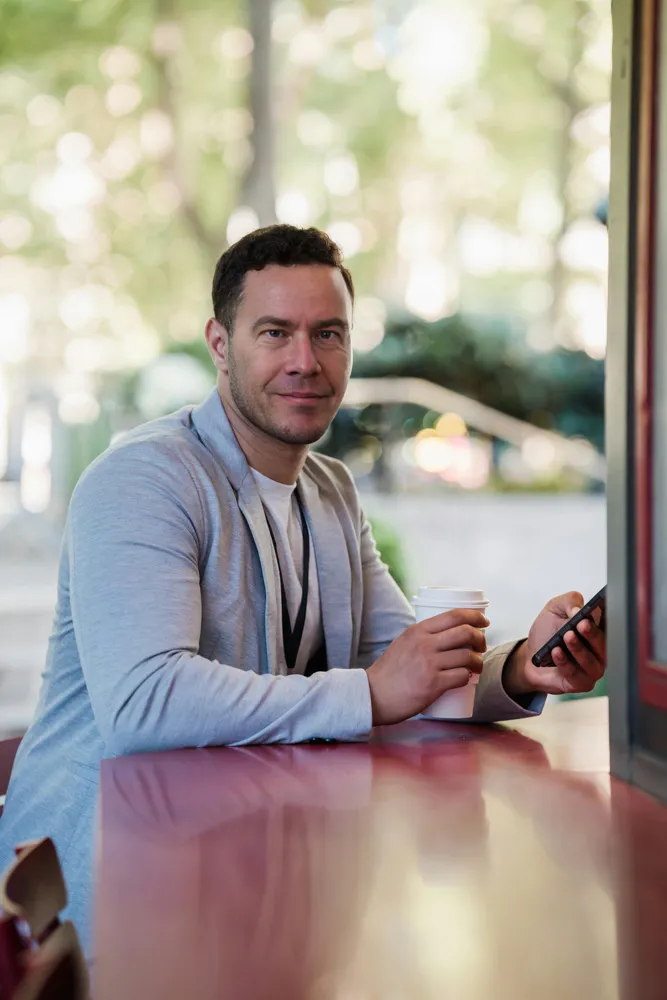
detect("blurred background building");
top-left (0, 0), bottom-right (609, 731)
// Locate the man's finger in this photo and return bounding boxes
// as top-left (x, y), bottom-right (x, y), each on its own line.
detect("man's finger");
top-left (552, 644), bottom-right (580, 680)
top-left (432, 623), bottom-right (487, 654)
top-left (561, 628), bottom-right (605, 681)
top-left (576, 617), bottom-right (606, 659)
top-left (437, 648), bottom-right (484, 674)
top-left (420, 609), bottom-right (490, 633)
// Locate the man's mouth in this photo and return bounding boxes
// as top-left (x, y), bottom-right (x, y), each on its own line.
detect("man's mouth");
top-left (279, 391), bottom-right (329, 399)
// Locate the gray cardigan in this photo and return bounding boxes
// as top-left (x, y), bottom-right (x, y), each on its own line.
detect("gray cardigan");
top-left (0, 389), bottom-right (544, 926)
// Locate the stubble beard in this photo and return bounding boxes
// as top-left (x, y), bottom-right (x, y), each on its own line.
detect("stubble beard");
top-left (227, 349), bottom-right (332, 446)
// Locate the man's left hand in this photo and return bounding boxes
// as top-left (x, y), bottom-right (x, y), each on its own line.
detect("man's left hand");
top-left (503, 591), bottom-right (606, 699)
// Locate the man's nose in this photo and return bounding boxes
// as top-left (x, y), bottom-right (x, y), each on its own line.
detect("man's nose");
top-left (285, 333), bottom-right (320, 375)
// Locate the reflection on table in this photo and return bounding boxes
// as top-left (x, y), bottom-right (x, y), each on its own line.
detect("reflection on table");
top-left (94, 698), bottom-right (667, 1000)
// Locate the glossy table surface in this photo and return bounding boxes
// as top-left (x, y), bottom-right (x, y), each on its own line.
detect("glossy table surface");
top-left (94, 698), bottom-right (667, 1000)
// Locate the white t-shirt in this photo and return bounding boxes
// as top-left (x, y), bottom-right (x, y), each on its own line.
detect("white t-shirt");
top-left (251, 468), bottom-right (324, 674)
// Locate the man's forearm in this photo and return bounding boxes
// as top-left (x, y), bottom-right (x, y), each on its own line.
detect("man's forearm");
top-left (471, 640), bottom-right (545, 722)
top-left (502, 639), bottom-right (531, 698)
top-left (95, 656), bottom-right (373, 756)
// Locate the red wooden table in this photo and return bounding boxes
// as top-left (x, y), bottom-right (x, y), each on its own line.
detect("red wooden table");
top-left (93, 698), bottom-right (667, 1000)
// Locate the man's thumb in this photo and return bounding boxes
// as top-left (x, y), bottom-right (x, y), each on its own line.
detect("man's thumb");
top-left (565, 590), bottom-right (584, 618)
top-left (548, 591), bottom-right (584, 619)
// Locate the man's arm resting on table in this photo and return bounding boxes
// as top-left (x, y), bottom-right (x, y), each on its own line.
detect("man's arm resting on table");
top-left (68, 444), bottom-right (373, 755)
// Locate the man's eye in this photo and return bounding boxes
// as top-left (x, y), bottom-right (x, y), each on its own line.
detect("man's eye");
top-left (318, 330), bottom-right (339, 341)
top-left (264, 329), bottom-right (285, 339)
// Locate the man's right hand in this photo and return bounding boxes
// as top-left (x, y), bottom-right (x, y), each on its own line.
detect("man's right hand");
top-left (366, 609), bottom-right (489, 726)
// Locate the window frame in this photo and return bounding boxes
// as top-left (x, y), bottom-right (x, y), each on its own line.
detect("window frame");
top-left (635, 0), bottom-right (667, 709)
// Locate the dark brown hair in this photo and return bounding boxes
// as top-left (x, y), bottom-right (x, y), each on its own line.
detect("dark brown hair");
top-left (212, 224), bottom-right (355, 331)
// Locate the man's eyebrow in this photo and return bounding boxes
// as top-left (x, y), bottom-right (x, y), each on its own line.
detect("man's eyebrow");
top-left (312, 317), bottom-right (349, 331)
top-left (252, 315), bottom-right (296, 331)
top-left (252, 315), bottom-right (350, 332)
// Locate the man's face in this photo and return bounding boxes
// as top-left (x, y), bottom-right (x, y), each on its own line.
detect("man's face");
top-left (219, 264), bottom-right (353, 446)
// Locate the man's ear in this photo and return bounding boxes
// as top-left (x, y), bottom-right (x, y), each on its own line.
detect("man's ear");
top-left (205, 317), bottom-right (230, 375)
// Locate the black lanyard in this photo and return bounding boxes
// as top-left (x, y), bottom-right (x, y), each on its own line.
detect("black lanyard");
top-left (265, 491), bottom-right (310, 671)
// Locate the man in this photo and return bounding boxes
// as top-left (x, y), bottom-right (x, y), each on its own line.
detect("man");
top-left (1, 224), bottom-right (605, 871)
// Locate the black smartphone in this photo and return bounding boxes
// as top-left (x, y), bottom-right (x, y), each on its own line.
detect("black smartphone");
top-left (531, 585), bottom-right (607, 668)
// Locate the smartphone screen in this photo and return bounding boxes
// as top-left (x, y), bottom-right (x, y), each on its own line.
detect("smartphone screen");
top-left (531, 586), bottom-right (607, 668)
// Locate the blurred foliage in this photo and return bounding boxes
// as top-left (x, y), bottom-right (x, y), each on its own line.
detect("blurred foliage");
top-left (368, 515), bottom-right (409, 595)
top-left (488, 469), bottom-right (593, 492)
top-left (0, 0), bottom-right (609, 363)
top-left (353, 310), bottom-right (605, 449)
top-left (0, 0), bottom-right (609, 507)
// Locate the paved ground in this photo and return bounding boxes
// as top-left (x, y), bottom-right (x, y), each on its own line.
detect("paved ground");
top-left (0, 492), bottom-right (606, 734)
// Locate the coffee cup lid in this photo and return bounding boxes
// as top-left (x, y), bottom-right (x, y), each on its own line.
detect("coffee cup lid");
top-left (414, 587), bottom-right (488, 605)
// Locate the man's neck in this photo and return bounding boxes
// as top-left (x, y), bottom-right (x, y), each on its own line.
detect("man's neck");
top-left (218, 390), bottom-right (308, 486)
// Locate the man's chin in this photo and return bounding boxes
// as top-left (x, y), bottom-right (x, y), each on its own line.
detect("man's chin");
top-left (277, 428), bottom-right (328, 446)
top-left (272, 419), bottom-right (331, 446)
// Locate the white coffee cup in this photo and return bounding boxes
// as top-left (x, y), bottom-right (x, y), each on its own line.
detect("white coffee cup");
top-left (412, 587), bottom-right (490, 720)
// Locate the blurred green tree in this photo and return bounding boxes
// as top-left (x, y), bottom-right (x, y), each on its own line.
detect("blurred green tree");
top-left (0, 0), bottom-right (609, 498)
top-left (0, 0), bottom-right (609, 353)
top-left (353, 310), bottom-right (605, 448)
top-left (368, 516), bottom-right (409, 594)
